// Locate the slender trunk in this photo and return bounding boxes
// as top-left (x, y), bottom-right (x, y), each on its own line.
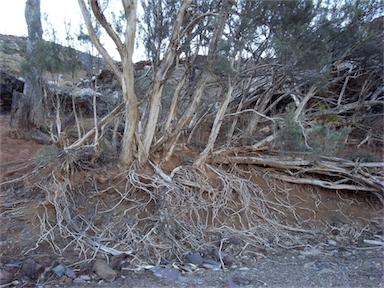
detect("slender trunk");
top-left (18, 0), bottom-right (44, 129)
top-left (138, 0), bottom-right (192, 164)
top-left (195, 80), bottom-right (233, 167)
top-left (120, 0), bottom-right (139, 164)
top-left (152, 0), bottom-right (233, 152)
top-left (120, 70), bottom-right (139, 164)
top-left (78, 0), bottom-right (139, 165)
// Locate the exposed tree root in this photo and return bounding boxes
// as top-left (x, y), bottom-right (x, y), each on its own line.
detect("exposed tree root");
top-left (209, 154), bottom-right (384, 202)
top-left (1, 150), bottom-right (382, 268)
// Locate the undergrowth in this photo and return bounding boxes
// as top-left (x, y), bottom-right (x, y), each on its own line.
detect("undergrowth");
top-left (275, 104), bottom-right (351, 158)
top-left (24, 162), bottom-right (318, 266)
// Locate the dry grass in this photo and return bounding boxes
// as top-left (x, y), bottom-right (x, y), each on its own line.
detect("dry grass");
top-left (1, 147), bottom-right (381, 268)
top-left (7, 158), bottom-right (318, 266)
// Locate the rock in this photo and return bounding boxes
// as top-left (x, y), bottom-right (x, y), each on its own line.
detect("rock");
top-left (73, 277), bottom-right (86, 284)
top-left (60, 275), bottom-right (73, 284)
top-left (0, 269), bottom-right (13, 285)
top-left (152, 267), bottom-right (181, 280)
top-left (327, 239), bottom-right (338, 246)
top-left (0, 71), bottom-right (24, 113)
top-left (213, 248), bottom-right (236, 266)
top-left (201, 259), bottom-right (221, 270)
top-left (79, 274), bottom-right (91, 281)
top-left (52, 264), bottom-right (66, 277)
top-left (93, 259), bottom-right (117, 282)
top-left (73, 88), bottom-right (102, 98)
top-left (21, 259), bottom-right (44, 280)
top-left (187, 252), bottom-right (204, 265)
top-left (64, 268), bottom-right (77, 279)
top-left (109, 253), bottom-right (129, 271)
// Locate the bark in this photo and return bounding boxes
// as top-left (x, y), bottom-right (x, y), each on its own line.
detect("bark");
top-left (120, 0), bottom-right (139, 164)
top-left (138, 0), bottom-right (193, 164)
top-left (12, 0), bottom-right (44, 130)
top-left (77, 0), bottom-right (122, 83)
top-left (77, 0), bottom-right (138, 164)
top-left (195, 80), bottom-right (233, 167)
top-left (210, 154), bottom-right (384, 195)
top-left (152, 0), bottom-right (234, 152)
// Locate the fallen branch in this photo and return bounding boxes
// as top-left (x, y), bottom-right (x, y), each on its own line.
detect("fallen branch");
top-left (209, 155), bottom-right (384, 195)
top-left (269, 173), bottom-right (377, 192)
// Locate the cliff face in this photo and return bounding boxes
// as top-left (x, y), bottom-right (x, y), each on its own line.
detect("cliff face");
top-left (0, 33), bottom-right (107, 77)
top-left (0, 33), bottom-right (107, 114)
top-left (0, 71), bottom-right (24, 113)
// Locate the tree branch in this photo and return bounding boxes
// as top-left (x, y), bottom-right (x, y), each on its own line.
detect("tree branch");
top-left (77, 0), bottom-right (122, 83)
top-left (90, 0), bottom-right (124, 53)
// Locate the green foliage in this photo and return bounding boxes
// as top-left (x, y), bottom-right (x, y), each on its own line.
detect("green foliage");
top-left (221, 0), bottom-right (382, 85)
top-left (140, 0), bottom-right (180, 64)
top-left (275, 104), bottom-right (307, 152)
top-left (20, 40), bottom-right (70, 77)
top-left (347, 149), bottom-right (378, 163)
top-left (321, 114), bottom-right (339, 125)
top-left (35, 146), bottom-right (59, 164)
top-left (308, 122), bottom-right (351, 157)
top-left (275, 103), bottom-right (351, 158)
top-left (0, 41), bottom-right (14, 55)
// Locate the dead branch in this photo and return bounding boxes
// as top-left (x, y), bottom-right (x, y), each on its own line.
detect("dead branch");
top-left (195, 79), bottom-right (234, 167)
top-left (270, 173), bottom-right (378, 192)
top-left (66, 102), bottom-right (124, 150)
top-left (209, 155), bottom-right (384, 195)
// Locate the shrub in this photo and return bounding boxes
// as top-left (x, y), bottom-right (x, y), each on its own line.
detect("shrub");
top-left (275, 104), bottom-right (307, 152)
top-left (307, 122), bottom-right (351, 157)
top-left (275, 103), bottom-right (351, 158)
top-left (35, 146), bottom-right (59, 164)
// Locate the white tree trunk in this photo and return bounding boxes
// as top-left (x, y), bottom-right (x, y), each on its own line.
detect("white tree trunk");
top-left (195, 81), bottom-right (233, 167)
top-left (78, 0), bottom-right (138, 164)
top-left (23, 0), bottom-right (44, 129)
top-left (138, 0), bottom-right (192, 164)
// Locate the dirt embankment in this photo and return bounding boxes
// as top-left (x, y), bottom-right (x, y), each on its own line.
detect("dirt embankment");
top-left (0, 113), bottom-right (383, 287)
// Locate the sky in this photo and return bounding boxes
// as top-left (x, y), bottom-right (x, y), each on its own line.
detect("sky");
top-left (0, 0), bottom-right (145, 61)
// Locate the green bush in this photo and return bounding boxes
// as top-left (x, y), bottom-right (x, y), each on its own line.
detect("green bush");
top-left (347, 149), bottom-right (378, 163)
top-left (307, 122), bottom-right (351, 157)
top-left (275, 103), bottom-right (351, 158)
top-left (35, 146), bottom-right (59, 164)
top-left (275, 104), bottom-right (307, 152)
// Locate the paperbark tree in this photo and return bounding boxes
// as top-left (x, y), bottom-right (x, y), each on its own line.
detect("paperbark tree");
top-left (77, 0), bottom-right (137, 164)
top-left (77, 0), bottom-right (193, 165)
top-left (11, 0), bottom-right (45, 130)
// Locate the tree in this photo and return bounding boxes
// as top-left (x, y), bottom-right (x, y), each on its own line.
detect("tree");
top-left (11, 0), bottom-right (45, 131)
top-left (75, 0), bottom-right (234, 165)
top-left (77, 0), bottom-right (139, 164)
top-left (140, 0), bottom-right (178, 66)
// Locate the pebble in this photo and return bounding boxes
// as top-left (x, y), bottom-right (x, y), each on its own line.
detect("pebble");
top-left (64, 268), bottom-right (76, 279)
top-left (201, 259), bottom-right (221, 270)
top-left (73, 277), bottom-right (86, 284)
top-left (79, 274), bottom-right (91, 281)
top-left (0, 269), bottom-right (13, 284)
top-left (52, 264), bottom-right (66, 277)
top-left (327, 239), bottom-right (338, 246)
top-left (21, 258), bottom-right (44, 280)
top-left (93, 259), bottom-right (117, 282)
top-left (187, 252), bottom-right (204, 265)
top-left (152, 267), bottom-right (181, 280)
